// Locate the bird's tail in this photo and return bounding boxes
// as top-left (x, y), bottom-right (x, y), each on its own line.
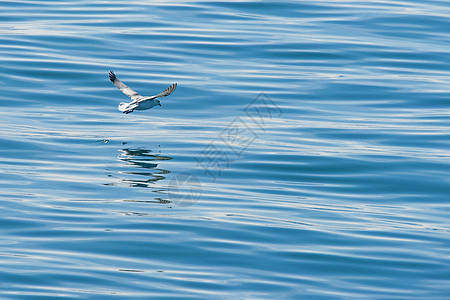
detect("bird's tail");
top-left (118, 102), bottom-right (138, 114)
top-left (118, 102), bottom-right (128, 112)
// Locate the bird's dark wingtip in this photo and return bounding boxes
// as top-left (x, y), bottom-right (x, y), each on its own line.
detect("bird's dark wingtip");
top-left (109, 71), bottom-right (115, 82)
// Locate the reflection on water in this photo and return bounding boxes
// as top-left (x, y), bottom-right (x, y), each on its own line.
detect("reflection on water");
top-left (105, 146), bottom-right (201, 207)
top-left (105, 147), bottom-right (172, 189)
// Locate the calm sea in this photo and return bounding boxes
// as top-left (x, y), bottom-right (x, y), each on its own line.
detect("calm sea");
top-left (0, 0), bottom-right (449, 299)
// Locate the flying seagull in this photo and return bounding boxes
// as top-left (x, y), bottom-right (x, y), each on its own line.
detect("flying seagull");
top-left (109, 71), bottom-right (177, 114)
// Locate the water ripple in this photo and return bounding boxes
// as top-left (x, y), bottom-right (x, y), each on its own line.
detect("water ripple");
top-left (0, 0), bottom-right (449, 298)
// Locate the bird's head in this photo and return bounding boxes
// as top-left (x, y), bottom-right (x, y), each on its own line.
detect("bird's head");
top-left (156, 100), bottom-right (161, 107)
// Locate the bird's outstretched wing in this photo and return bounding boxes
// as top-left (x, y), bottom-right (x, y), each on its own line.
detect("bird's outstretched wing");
top-left (109, 71), bottom-right (142, 100)
top-left (152, 83), bottom-right (177, 99)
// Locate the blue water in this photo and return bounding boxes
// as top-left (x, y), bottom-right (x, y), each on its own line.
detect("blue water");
top-left (1, 0), bottom-right (449, 298)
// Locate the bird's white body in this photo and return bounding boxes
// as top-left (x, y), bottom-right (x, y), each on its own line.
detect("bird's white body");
top-left (109, 71), bottom-right (177, 114)
top-left (118, 97), bottom-right (160, 113)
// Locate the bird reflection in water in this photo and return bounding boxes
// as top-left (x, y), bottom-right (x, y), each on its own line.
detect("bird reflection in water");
top-left (105, 147), bottom-right (172, 189)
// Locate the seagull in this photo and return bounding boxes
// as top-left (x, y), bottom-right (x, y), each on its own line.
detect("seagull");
top-left (109, 71), bottom-right (177, 114)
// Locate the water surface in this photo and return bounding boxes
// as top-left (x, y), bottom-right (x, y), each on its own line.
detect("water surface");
top-left (0, 0), bottom-right (449, 299)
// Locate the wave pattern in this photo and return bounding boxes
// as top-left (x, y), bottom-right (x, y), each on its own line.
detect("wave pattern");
top-left (0, 0), bottom-right (449, 298)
